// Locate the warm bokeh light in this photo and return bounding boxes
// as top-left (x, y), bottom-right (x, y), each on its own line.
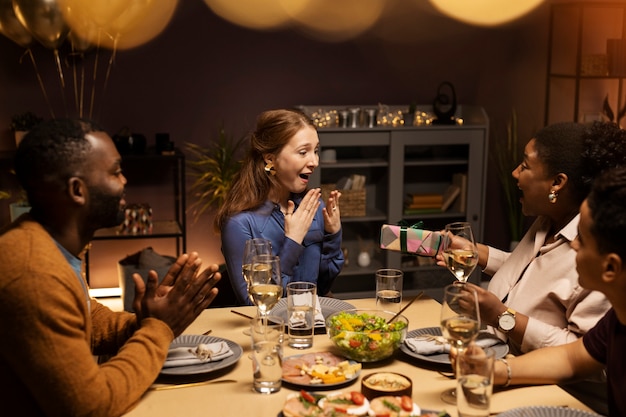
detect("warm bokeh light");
top-left (202, 0), bottom-right (298, 30)
top-left (282, 0), bottom-right (385, 42)
top-left (61, 0), bottom-right (179, 50)
top-left (428, 0), bottom-right (545, 27)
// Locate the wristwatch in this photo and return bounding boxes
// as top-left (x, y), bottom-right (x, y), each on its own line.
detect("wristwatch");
top-left (497, 308), bottom-right (517, 333)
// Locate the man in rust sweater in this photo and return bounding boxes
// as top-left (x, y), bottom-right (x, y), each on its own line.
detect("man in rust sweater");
top-left (0, 119), bottom-right (220, 416)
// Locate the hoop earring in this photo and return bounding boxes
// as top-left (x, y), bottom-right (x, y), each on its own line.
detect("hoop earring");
top-left (548, 190), bottom-right (558, 204)
top-left (264, 162), bottom-right (276, 176)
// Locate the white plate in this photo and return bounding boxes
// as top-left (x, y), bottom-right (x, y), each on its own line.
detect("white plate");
top-left (269, 297), bottom-right (355, 329)
top-left (497, 406), bottom-right (602, 417)
top-left (160, 334), bottom-right (242, 376)
top-left (399, 327), bottom-right (509, 365)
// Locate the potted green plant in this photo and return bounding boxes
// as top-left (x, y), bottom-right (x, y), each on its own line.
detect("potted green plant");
top-left (491, 110), bottom-right (524, 247)
top-left (186, 127), bottom-right (246, 222)
top-left (10, 111), bottom-right (43, 146)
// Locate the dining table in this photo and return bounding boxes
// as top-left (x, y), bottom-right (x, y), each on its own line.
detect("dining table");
top-left (122, 296), bottom-right (596, 417)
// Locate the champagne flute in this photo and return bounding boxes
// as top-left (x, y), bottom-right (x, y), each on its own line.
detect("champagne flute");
top-left (442, 222), bottom-right (479, 283)
top-left (243, 238), bottom-right (273, 286)
top-left (248, 254), bottom-right (283, 318)
top-left (440, 282), bottom-right (481, 404)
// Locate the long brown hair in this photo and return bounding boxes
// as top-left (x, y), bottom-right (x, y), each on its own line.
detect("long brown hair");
top-left (213, 109), bottom-right (316, 233)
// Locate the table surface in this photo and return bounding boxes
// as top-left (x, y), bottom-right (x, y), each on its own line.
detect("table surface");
top-left (123, 297), bottom-right (595, 417)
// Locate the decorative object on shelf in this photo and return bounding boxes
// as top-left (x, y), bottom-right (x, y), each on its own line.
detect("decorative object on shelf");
top-left (155, 133), bottom-right (175, 155)
top-left (112, 127), bottom-right (147, 155)
top-left (322, 174), bottom-right (366, 217)
top-left (491, 109), bottom-right (524, 243)
top-left (432, 82), bottom-right (457, 125)
top-left (607, 39), bottom-right (626, 76)
top-left (403, 102), bottom-right (416, 126)
top-left (10, 111), bottom-right (43, 146)
top-left (186, 127), bottom-right (246, 221)
top-left (601, 94), bottom-right (626, 127)
top-left (580, 54), bottom-right (608, 76)
top-left (118, 203), bottom-right (153, 235)
top-left (357, 251), bottom-right (371, 268)
top-left (380, 222), bottom-right (442, 257)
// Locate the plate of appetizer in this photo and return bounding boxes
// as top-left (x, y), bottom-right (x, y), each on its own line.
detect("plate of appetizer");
top-left (282, 351), bottom-right (361, 388)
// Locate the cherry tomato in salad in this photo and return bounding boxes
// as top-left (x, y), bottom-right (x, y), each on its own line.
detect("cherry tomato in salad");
top-left (349, 339), bottom-right (362, 348)
top-left (350, 391), bottom-right (365, 406)
top-left (400, 395), bottom-right (414, 412)
top-left (300, 390), bottom-right (316, 404)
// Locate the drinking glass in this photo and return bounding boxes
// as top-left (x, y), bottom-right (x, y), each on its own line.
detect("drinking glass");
top-left (248, 254), bottom-right (282, 318)
top-left (440, 282), bottom-right (481, 404)
top-left (242, 238), bottom-right (273, 286)
top-left (442, 222), bottom-right (479, 283)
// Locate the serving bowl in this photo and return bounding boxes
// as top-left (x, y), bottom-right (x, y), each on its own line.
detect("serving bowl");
top-left (325, 309), bottom-right (409, 362)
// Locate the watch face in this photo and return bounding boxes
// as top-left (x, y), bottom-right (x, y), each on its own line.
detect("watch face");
top-left (499, 314), bottom-right (515, 331)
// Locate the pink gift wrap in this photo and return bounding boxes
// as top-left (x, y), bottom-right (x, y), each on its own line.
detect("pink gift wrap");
top-left (379, 224), bottom-right (442, 257)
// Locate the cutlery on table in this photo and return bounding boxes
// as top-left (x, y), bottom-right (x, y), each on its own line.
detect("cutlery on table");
top-left (387, 291), bottom-right (424, 323)
top-left (150, 379), bottom-right (237, 391)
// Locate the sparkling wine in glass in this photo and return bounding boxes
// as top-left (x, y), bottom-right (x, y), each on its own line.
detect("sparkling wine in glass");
top-left (442, 222), bottom-right (479, 283)
top-left (248, 254), bottom-right (282, 317)
top-left (440, 282), bottom-right (481, 404)
top-left (242, 238), bottom-right (273, 286)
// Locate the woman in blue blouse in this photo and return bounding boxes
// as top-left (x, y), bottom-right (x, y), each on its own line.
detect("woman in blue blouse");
top-left (214, 109), bottom-right (344, 305)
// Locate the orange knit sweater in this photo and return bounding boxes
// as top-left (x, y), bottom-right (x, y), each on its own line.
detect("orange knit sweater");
top-left (0, 217), bottom-right (174, 416)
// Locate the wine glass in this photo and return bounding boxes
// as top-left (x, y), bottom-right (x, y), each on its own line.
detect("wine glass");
top-left (248, 254), bottom-right (283, 318)
top-left (242, 238), bottom-right (273, 286)
top-left (442, 222), bottom-right (479, 283)
top-left (440, 282), bottom-right (481, 404)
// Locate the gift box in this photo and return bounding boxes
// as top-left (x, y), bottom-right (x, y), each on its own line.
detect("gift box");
top-left (119, 203), bottom-right (153, 234)
top-left (379, 224), bottom-right (441, 257)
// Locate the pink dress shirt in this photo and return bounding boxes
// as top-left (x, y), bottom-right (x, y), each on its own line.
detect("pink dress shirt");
top-left (485, 214), bottom-right (610, 355)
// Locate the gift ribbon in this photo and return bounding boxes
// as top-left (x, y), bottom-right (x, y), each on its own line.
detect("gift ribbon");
top-left (397, 221), bottom-right (424, 253)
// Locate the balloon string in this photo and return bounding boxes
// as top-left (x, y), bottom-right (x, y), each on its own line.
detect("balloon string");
top-left (53, 49), bottom-right (68, 117)
top-left (24, 49), bottom-right (55, 119)
top-left (79, 54), bottom-right (85, 119)
top-left (71, 49), bottom-right (79, 117)
top-left (89, 30), bottom-right (102, 120)
top-left (98, 35), bottom-right (118, 121)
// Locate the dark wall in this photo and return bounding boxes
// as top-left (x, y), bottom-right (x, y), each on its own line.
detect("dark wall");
top-left (0, 0), bottom-right (551, 287)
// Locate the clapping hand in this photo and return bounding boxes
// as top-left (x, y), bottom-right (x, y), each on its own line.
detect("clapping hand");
top-left (323, 189), bottom-right (342, 234)
top-left (132, 252), bottom-right (221, 337)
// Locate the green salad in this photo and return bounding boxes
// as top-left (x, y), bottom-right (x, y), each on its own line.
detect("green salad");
top-left (327, 311), bottom-right (408, 362)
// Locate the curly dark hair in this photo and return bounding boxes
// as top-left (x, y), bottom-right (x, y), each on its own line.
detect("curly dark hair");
top-left (14, 118), bottom-right (104, 209)
top-left (587, 167), bottom-right (626, 260)
top-left (533, 121), bottom-right (626, 204)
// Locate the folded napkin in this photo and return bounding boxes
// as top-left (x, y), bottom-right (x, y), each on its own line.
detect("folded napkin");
top-left (163, 341), bottom-right (233, 368)
top-left (404, 334), bottom-right (502, 355)
top-left (289, 294), bottom-right (325, 327)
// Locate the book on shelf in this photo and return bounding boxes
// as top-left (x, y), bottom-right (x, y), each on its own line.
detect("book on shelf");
top-left (451, 172), bottom-right (468, 212)
top-left (440, 184), bottom-right (461, 211)
top-left (405, 193), bottom-right (443, 205)
top-left (403, 184), bottom-right (461, 213)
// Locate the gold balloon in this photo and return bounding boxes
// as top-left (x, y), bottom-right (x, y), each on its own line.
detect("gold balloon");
top-left (99, 0), bottom-right (178, 50)
top-left (13, 0), bottom-right (69, 49)
top-left (203, 0), bottom-right (296, 30)
top-left (281, 0), bottom-right (385, 42)
top-left (428, 0), bottom-right (544, 27)
top-left (61, 0), bottom-right (177, 50)
top-left (61, 0), bottom-right (128, 28)
top-left (0, 0), bottom-right (32, 47)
